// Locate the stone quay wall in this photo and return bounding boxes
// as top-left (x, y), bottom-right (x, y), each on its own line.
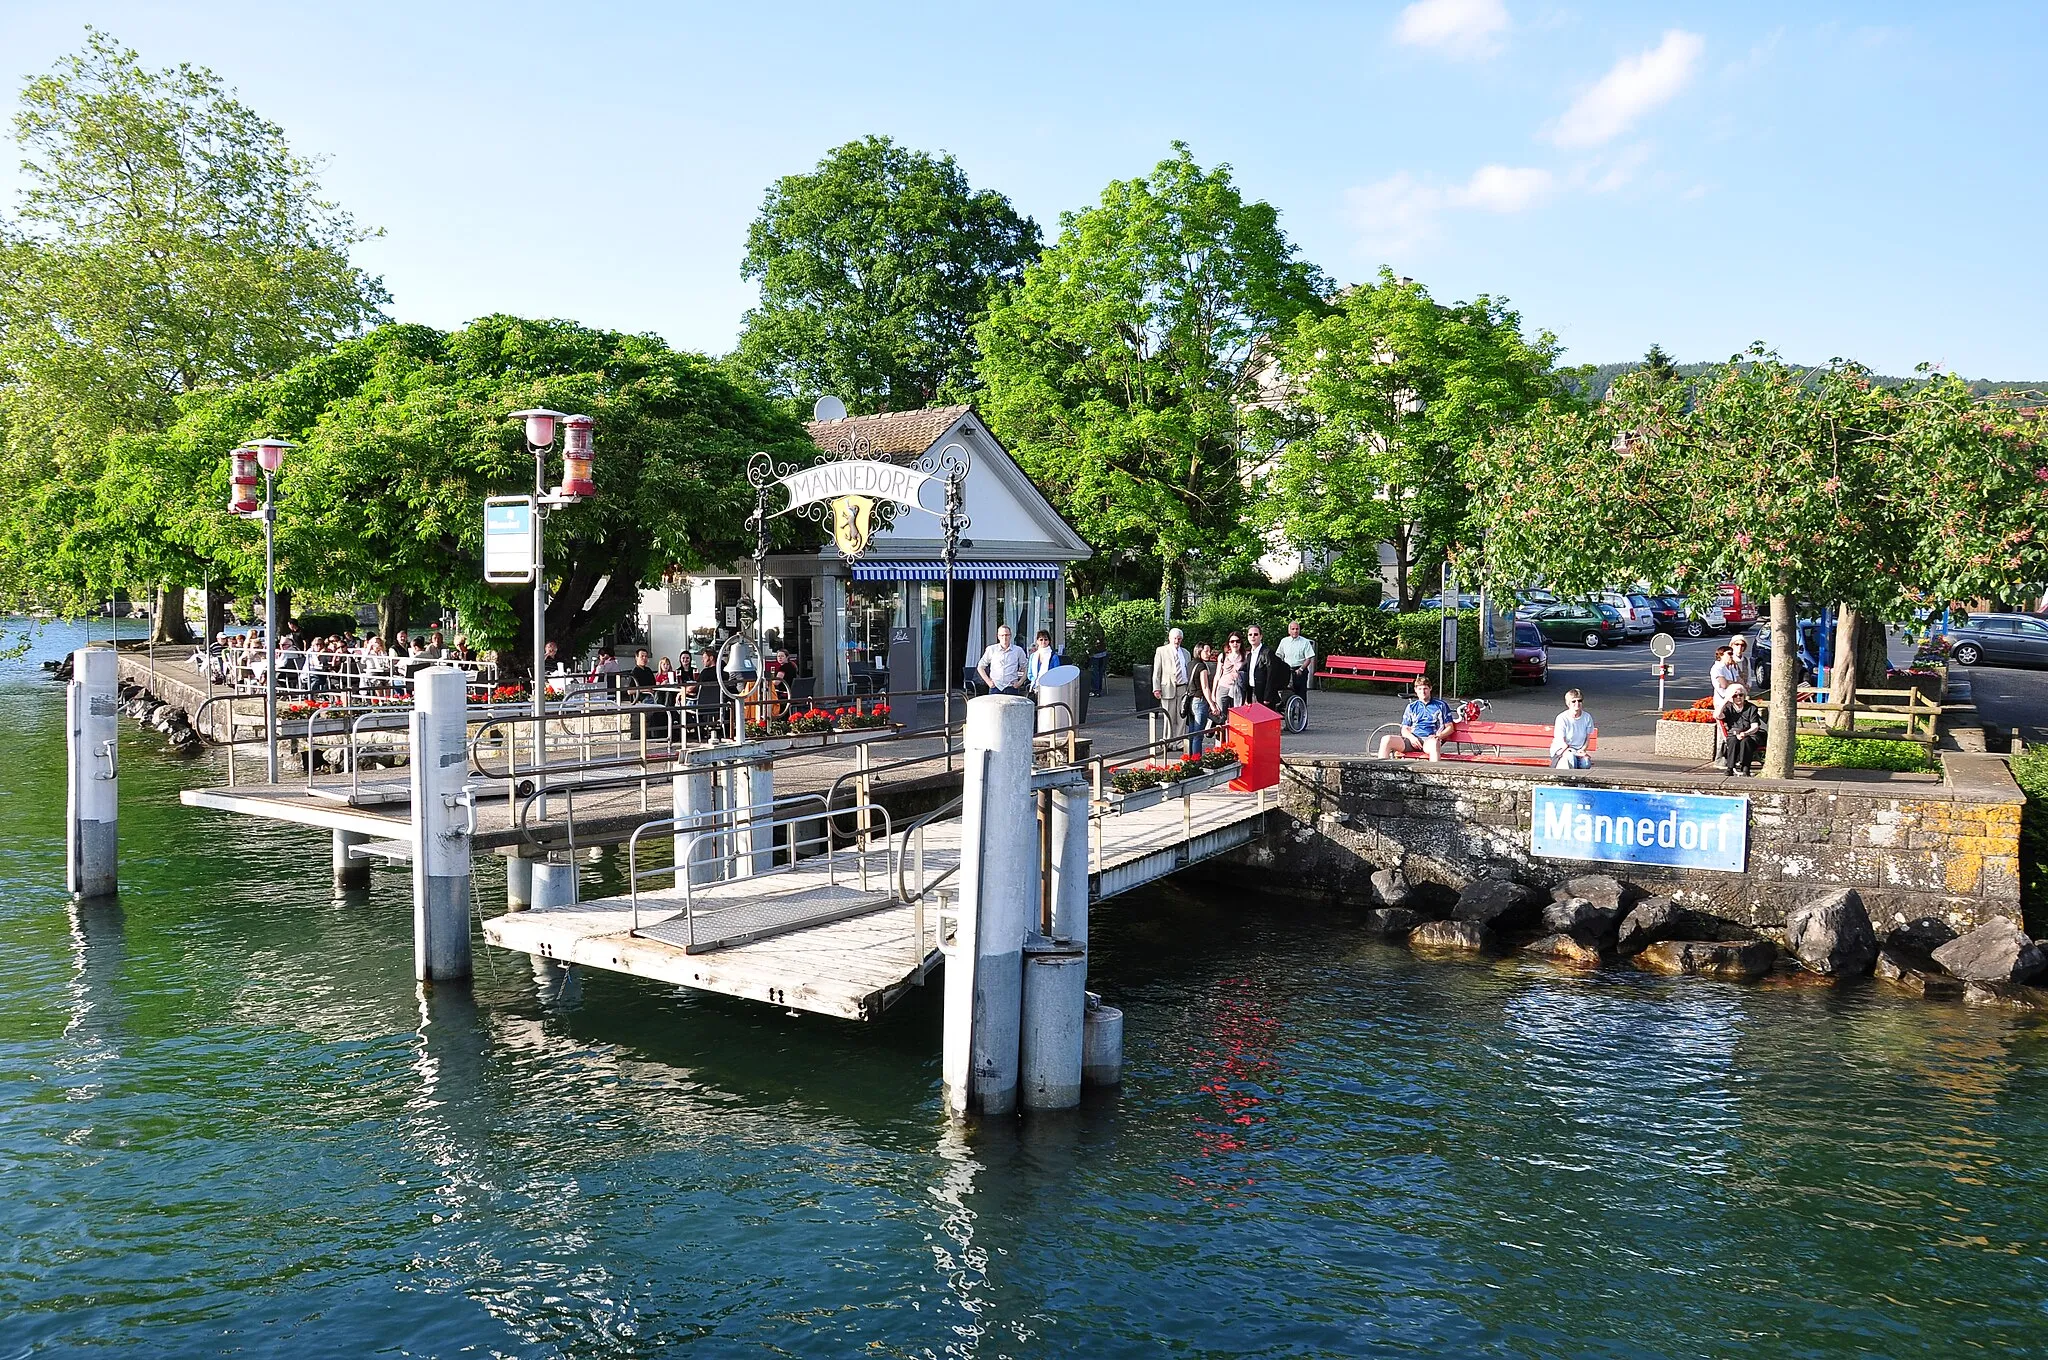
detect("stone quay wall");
top-left (1255, 754), bottom-right (2025, 935)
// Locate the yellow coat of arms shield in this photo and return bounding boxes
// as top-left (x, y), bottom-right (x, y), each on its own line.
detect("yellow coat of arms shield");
top-left (831, 494), bottom-right (876, 556)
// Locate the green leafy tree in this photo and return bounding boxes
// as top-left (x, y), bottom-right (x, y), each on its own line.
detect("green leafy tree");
top-left (977, 144), bottom-right (1327, 613)
top-left (120, 316), bottom-right (813, 666)
top-left (734, 136), bottom-right (1040, 413)
top-left (0, 30), bottom-right (385, 633)
top-left (1256, 271), bottom-right (1563, 609)
top-left (1465, 349), bottom-right (2021, 776)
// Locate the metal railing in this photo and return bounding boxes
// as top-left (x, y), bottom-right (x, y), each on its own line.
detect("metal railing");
top-left (624, 797), bottom-right (898, 951)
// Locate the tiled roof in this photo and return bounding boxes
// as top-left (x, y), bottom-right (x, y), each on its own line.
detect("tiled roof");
top-left (802, 404), bottom-right (970, 457)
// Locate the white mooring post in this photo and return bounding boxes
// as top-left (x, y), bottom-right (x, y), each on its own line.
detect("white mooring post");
top-left (673, 766), bottom-right (723, 885)
top-left (942, 695), bottom-right (1036, 1118)
top-left (66, 647), bottom-right (119, 899)
top-left (408, 667), bottom-right (473, 982)
top-left (333, 830), bottom-right (370, 890)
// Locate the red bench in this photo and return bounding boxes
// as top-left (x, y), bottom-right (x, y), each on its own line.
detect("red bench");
top-left (1317, 655), bottom-right (1428, 687)
top-left (1388, 720), bottom-right (1598, 767)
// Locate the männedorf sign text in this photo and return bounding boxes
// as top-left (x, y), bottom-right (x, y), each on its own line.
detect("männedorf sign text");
top-left (1530, 786), bottom-right (1748, 873)
top-left (779, 459), bottom-right (930, 511)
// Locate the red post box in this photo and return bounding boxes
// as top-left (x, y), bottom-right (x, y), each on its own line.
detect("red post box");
top-left (1226, 702), bottom-right (1280, 791)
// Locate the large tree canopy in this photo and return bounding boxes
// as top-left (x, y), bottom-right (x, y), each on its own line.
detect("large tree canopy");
top-left (0, 29), bottom-right (386, 625)
top-left (112, 316), bottom-right (814, 663)
top-left (734, 136), bottom-right (1040, 414)
top-left (976, 144), bottom-right (1328, 607)
top-left (1467, 351), bottom-right (2048, 774)
top-left (1256, 271), bottom-right (1564, 608)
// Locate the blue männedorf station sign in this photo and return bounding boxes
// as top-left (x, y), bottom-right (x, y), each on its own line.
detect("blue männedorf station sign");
top-left (1530, 786), bottom-right (1749, 873)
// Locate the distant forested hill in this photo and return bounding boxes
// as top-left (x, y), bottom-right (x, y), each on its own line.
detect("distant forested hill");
top-left (1566, 360), bottom-right (2046, 405)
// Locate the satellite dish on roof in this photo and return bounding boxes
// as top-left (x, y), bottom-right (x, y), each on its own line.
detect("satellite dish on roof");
top-left (812, 395), bottom-right (847, 423)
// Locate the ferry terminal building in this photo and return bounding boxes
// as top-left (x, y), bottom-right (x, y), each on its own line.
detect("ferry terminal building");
top-left (639, 405), bottom-right (1091, 700)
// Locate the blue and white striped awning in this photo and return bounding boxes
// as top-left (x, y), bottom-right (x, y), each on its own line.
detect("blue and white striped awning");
top-left (850, 559), bottom-right (1062, 582)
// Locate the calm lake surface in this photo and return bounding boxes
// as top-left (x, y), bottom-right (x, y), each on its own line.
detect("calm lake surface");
top-left (4, 621), bottom-right (2046, 1357)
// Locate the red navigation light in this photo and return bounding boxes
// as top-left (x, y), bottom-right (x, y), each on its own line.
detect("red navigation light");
top-left (560, 414), bottom-right (595, 498)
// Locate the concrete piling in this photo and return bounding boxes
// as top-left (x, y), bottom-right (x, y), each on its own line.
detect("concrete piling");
top-left (66, 647), bottom-right (119, 900)
top-left (1082, 1000), bottom-right (1124, 1088)
top-left (408, 667), bottom-right (472, 982)
top-left (1049, 783), bottom-right (1091, 947)
top-left (332, 830), bottom-right (370, 890)
top-left (1019, 939), bottom-right (1087, 1110)
top-left (531, 859), bottom-right (577, 909)
top-left (727, 760), bottom-right (775, 878)
top-left (943, 695), bottom-right (1036, 1119)
top-left (505, 855), bottom-right (533, 910)
top-left (674, 767), bottom-right (722, 884)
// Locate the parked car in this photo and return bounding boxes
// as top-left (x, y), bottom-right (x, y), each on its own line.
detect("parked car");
top-left (1511, 621), bottom-right (1549, 684)
top-left (1594, 590), bottom-right (1655, 639)
top-left (1526, 601), bottom-right (1626, 649)
top-left (1650, 593), bottom-right (1730, 637)
top-left (1752, 620), bottom-right (1827, 688)
top-left (1945, 613), bottom-right (2048, 668)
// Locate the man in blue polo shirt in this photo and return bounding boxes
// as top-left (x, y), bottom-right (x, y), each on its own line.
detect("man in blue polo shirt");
top-left (1376, 676), bottom-right (1455, 762)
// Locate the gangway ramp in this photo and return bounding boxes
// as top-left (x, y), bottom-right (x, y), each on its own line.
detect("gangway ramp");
top-left (482, 787), bottom-right (1272, 1021)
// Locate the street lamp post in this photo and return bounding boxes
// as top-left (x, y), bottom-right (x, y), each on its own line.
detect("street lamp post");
top-left (230, 437), bottom-right (295, 783)
top-left (507, 408), bottom-right (593, 741)
top-left (932, 442), bottom-right (972, 760)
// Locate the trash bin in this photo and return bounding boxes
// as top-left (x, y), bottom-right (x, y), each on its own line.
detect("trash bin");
top-left (1133, 664), bottom-right (1158, 713)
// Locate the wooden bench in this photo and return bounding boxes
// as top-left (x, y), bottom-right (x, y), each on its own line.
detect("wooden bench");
top-left (1317, 655), bottom-right (1428, 688)
top-left (1387, 720), bottom-right (1598, 767)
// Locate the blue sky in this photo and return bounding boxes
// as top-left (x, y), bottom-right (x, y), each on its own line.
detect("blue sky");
top-left (4, 1), bottom-right (2045, 378)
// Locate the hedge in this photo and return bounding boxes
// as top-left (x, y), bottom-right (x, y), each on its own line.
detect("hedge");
top-left (1071, 595), bottom-right (1507, 693)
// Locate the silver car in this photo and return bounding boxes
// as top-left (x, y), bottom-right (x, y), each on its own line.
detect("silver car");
top-left (1946, 613), bottom-right (2048, 668)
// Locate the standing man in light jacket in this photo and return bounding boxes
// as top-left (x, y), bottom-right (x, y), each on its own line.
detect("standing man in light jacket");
top-left (1151, 627), bottom-right (1193, 751)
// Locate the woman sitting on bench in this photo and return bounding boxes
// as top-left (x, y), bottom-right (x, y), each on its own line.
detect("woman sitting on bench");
top-left (1378, 677), bottom-right (1454, 762)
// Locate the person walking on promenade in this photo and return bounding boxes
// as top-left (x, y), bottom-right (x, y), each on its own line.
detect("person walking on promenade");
top-left (1243, 624), bottom-right (1284, 708)
top-left (1151, 627), bottom-right (1194, 750)
top-left (1188, 641), bottom-right (1218, 755)
top-left (1549, 689), bottom-right (1596, 769)
top-left (1377, 676), bottom-right (1454, 762)
top-left (977, 624), bottom-right (1028, 696)
top-left (1719, 685), bottom-right (1766, 776)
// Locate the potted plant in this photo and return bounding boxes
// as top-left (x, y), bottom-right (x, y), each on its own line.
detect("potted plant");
top-left (834, 702), bottom-right (892, 732)
top-left (1106, 763), bottom-right (1171, 813)
top-left (1654, 697), bottom-right (1719, 760)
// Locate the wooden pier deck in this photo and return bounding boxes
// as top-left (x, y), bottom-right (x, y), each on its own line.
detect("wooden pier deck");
top-left (482, 787), bottom-right (1272, 1020)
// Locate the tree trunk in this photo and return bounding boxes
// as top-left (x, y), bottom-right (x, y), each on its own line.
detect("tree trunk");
top-left (1763, 593), bottom-right (1799, 779)
top-left (203, 587), bottom-right (228, 643)
top-left (150, 583), bottom-right (197, 644)
top-left (377, 588), bottom-right (408, 645)
top-left (1828, 603), bottom-right (1861, 733)
top-left (1393, 529), bottom-right (1411, 611)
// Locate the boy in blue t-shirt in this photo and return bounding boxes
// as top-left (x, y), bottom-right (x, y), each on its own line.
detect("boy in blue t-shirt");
top-left (1377, 677), bottom-right (1455, 762)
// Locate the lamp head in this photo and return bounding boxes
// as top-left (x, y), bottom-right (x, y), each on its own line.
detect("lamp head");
top-left (247, 436), bottom-right (294, 474)
top-left (510, 408), bottom-right (566, 449)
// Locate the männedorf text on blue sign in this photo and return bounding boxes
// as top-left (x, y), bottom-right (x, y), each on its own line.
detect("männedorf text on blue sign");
top-left (1529, 786), bottom-right (1749, 873)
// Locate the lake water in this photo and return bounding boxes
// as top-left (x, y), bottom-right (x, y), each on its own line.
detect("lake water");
top-left (5, 621), bottom-right (2046, 1356)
